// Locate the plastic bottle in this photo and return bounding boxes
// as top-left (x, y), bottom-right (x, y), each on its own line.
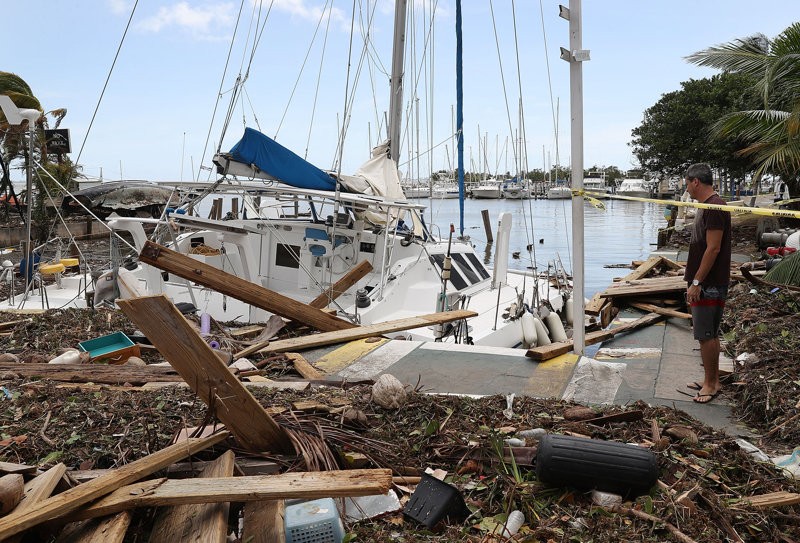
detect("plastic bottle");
top-left (502, 509), bottom-right (524, 537)
top-left (200, 313), bottom-right (211, 336)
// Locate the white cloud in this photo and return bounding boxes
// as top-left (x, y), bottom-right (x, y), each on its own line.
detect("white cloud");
top-left (107, 0), bottom-right (132, 15)
top-left (271, 0), bottom-right (346, 27)
top-left (138, 2), bottom-right (236, 36)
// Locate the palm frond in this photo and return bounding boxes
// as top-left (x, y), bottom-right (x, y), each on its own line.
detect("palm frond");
top-left (685, 34), bottom-right (770, 76)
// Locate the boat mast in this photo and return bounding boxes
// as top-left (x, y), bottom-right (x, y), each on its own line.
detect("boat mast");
top-left (388, 0), bottom-right (408, 163)
top-left (456, 0), bottom-right (464, 237)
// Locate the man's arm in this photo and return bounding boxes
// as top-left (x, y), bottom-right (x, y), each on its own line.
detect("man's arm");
top-left (687, 228), bottom-right (723, 302)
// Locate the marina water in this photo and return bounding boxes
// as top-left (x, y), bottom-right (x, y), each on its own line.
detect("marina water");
top-left (421, 197), bottom-right (667, 297)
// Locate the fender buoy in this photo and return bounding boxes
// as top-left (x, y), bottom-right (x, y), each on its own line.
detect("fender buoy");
top-left (564, 296), bottom-right (574, 326)
top-left (544, 312), bottom-right (568, 342)
top-left (521, 312), bottom-right (537, 347)
top-left (533, 317), bottom-right (551, 346)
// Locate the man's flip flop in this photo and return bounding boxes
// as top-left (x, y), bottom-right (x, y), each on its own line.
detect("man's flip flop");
top-left (693, 390), bottom-right (721, 404)
top-left (686, 381), bottom-right (703, 391)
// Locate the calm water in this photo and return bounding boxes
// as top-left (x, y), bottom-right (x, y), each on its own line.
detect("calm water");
top-left (422, 197), bottom-right (666, 297)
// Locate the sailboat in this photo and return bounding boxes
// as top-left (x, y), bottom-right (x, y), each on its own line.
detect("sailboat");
top-left (0, 1), bottom-right (570, 349)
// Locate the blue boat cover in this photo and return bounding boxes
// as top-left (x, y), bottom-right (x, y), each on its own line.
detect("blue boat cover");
top-left (229, 127), bottom-right (336, 191)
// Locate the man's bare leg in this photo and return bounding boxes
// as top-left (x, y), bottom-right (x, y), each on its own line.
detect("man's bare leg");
top-left (696, 337), bottom-right (722, 403)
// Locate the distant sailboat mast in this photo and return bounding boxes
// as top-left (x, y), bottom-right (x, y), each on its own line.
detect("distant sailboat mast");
top-left (456, 0), bottom-right (465, 237)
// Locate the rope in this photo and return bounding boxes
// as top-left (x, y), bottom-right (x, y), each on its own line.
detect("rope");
top-left (75, 0), bottom-right (139, 167)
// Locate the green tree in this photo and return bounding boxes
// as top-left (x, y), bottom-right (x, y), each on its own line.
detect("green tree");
top-left (685, 23), bottom-right (800, 190)
top-left (630, 73), bottom-right (758, 181)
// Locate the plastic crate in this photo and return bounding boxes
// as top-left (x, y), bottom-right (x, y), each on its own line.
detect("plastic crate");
top-left (285, 498), bottom-right (345, 543)
top-left (78, 331), bottom-right (140, 364)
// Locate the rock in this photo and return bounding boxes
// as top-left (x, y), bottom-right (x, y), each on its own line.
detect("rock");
top-left (0, 353), bottom-right (19, 364)
top-left (371, 374), bottom-right (407, 409)
top-left (230, 358), bottom-right (257, 372)
top-left (563, 406), bottom-right (596, 421)
top-left (664, 425), bottom-right (699, 445)
top-left (342, 407), bottom-right (368, 425)
top-left (0, 473), bottom-right (24, 515)
top-left (125, 356), bottom-right (147, 366)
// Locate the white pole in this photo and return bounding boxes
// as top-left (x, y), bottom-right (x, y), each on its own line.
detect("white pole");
top-left (565, 0), bottom-right (586, 355)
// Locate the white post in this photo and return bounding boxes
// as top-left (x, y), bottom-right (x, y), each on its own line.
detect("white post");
top-left (560, 1), bottom-right (588, 355)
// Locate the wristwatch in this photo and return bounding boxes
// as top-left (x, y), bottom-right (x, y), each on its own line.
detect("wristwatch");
top-left (691, 279), bottom-right (700, 286)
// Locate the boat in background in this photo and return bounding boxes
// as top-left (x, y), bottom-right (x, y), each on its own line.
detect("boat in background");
top-left (501, 178), bottom-right (529, 199)
top-left (582, 172), bottom-right (610, 199)
top-left (546, 184), bottom-right (571, 199)
top-left (471, 179), bottom-right (503, 199)
top-left (617, 177), bottom-right (651, 198)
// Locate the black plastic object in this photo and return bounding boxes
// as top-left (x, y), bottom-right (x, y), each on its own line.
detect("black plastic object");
top-left (536, 434), bottom-right (658, 497)
top-left (403, 473), bottom-right (471, 528)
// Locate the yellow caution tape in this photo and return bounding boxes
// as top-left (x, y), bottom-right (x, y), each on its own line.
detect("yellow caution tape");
top-left (573, 189), bottom-right (800, 220)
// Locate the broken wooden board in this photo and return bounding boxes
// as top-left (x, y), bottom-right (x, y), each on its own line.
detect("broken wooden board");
top-left (285, 352), bottom-right (324, 380)
top-left (526, 312), bottom-right (664, 361)
top-left (72, 469), bottom-right (393, 520)
top-left (0, 363), bottom-right (182, 385)
top-left (0, 433), bottom-right (229, 541)
top-left (56, 512), bottom-right (132, 543)
top-left (138, 240), bottom-right (355, 332)
top-left (149, 451), bottom-right (234, 543)
top-left (239, 309), bottom-right (477, 357)
top-left (584, 292), bottom-right (607, 316)
top-left (599, 276), bottom-right (687, 298)
top-left (118, 295), bottom-right (293, 454)
top-left (629, 302), bottom-right (691, 320)
top-left (740, 491), bottom-right (800, 509)
top-left (309, 260), bottom-right (373, 309)
top-left (242, 500), bottom-right (285, 543)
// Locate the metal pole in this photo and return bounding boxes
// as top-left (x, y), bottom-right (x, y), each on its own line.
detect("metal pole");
top-left (23, 123), bottom-right (35, 300)
top-left (568, 0), bottom-right (585, 355)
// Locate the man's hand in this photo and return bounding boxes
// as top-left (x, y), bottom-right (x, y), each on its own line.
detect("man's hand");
top-left (687, 284), bottom-right (701, 303)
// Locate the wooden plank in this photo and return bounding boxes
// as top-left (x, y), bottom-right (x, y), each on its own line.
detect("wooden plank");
top-left (526, 313), bottom-right (664, 361)
top-left (285, 352), bottom-right (324, 380)
top-left (630, 302), bottom-right (691, 320)
top-left (118, 295), bottom-right (293, 454)
top-left (238, 309), bottom-right (477, 357)
top-left (56, 513), bottom-right (132, 543)
top-left (150, 451), bottom-right (235, 543)
top-left (624, 256), bottom-right (664, 281)
top-left (0, 462), bottom-right (37, 475)
top-left (139, 240), bottom-right (355, 332)
top-left (599, 302), bottom-right (617, 329)
top-left (242, 500), bottom-right (285, 543)
top-left (0, 364), bottom-right (182, 385)
top-left (0, 319), bottom-right (29, 331)
top-left (72, 469), bottom-right (393, 520)
top-left (12, 463), bottom-right (66, 515)
top-left (70, 459), bottom-right (280, 484)
top-left (741, 491), bottom-right (800, 509)
top-left (0, 433), bottom-right (229, 541)
top-left (583, 410), bottom-right (644, 425)
top-left (309, 260), bottom-right (373, 309)
top-left (599, 276), bottom-right (687, 298)
top-left (584, 292), bottom-right (608, 316)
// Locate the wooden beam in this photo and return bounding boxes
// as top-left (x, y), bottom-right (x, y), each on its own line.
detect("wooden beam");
top-left (584, 292), bottom-right (607, 316)
top-left (624, 256), bottom-right (665, 281)
top-left (57, 513), bottom-right (132, 543)
top-left (150, 451), bottom-right (235, 543)
top-left (138, 241), bottom-right (355, 332)
top-left (0, 364), bottom-right (182, 385)
top-left (236, 309), bottom-right (477, 357)
top-left (0, 433), bottom-right (229, 541)
top-left (309, 260), bottom-right (373, 309)
top-left (526, 313), bottom-right (664, 361)
top-left (629, 302), bottom-right (691, 320)
top-left (285, 352), bottom-right (324, 380)
top-left (118, 295), bottom-right (293, 454)
top-left (242, 501), bottom-right (285, 543)
top-left (72, 469), bottom-right (393, 520)
top-left (741, 491), bottom-right (800, 509)
top-left (599, 276), bottom-right (687, 298)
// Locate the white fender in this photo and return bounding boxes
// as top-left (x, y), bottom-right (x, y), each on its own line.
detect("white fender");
top-left (533, 316), bottom-right (551, 346)
top-left (521, 312), bottom-right (537, 347)
top-left (544, 312), bottom-right (568, 342)
top-left (564, 296), bottom-right (574, 326)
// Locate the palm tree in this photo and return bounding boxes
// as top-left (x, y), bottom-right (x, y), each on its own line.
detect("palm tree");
top-left (685, 23), bottom-right (800, 185)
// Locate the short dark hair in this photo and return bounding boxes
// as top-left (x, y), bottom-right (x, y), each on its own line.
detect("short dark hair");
top-left (686, 163), bottom-right (713, 185)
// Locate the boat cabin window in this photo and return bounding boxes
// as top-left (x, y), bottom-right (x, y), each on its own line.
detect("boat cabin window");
top-left (428, 254), bottom-right (468, 290)
top-left (275, 244), bottom-right (301, 269)
top-left (451, 253), bottom-right (480, 284)
top-left (464, 253), bottom-right (491, 280)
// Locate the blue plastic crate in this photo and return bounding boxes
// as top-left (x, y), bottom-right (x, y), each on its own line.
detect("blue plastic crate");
top-left (285, 498), bottom-right (344, 543)
top-left (78, 331), bottom-right (140, 363)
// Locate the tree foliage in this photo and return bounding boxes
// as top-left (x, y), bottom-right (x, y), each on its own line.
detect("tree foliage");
top-left (630, 73), bottom-right (758, 179)
top-left (685, 23), bottom-right (800, 188)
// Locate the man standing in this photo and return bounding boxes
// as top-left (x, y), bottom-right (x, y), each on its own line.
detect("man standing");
top-left (683, 163), bottom-right (731, 403)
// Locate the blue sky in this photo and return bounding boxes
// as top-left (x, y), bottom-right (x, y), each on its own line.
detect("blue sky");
top-left (2, 1), bottom-right (796, 183)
